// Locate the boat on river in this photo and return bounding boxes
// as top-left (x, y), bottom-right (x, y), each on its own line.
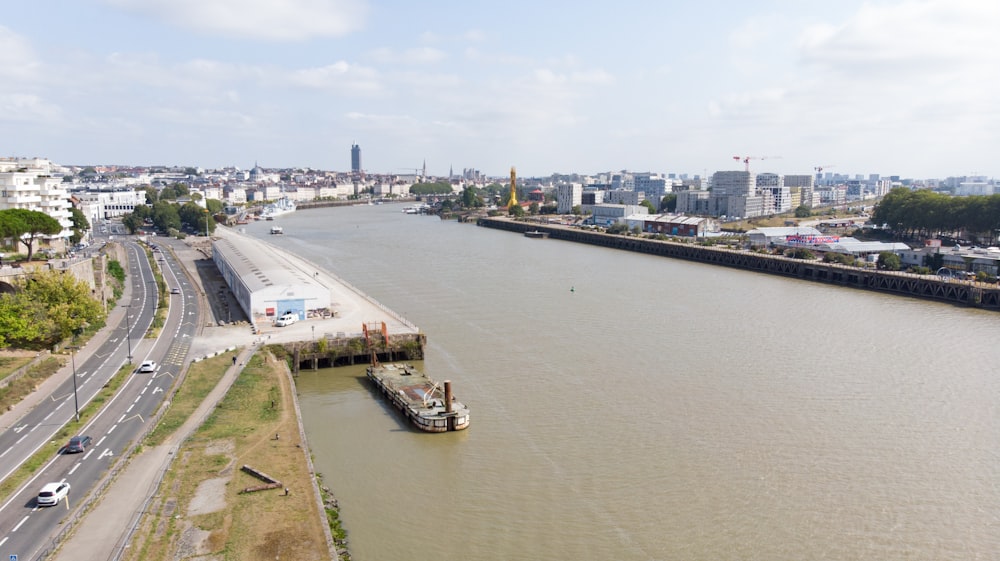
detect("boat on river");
top-left (260, 197), bottom-right (296, 219)
top-left (269, 226), bottom-right (283, 235)
top-left (362, 322), bottom-right (469, 432)
top-left (366, 363), bottom-right (470, 432)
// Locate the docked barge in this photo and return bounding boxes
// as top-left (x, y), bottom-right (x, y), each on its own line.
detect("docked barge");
top-left (366, 363), bottom-right (470, 432)
top-left (362, 322), bottom-right (470, 432)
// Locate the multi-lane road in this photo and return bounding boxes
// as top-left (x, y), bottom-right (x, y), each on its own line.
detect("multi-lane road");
top-left (0, 236), bottom-right (201, 561)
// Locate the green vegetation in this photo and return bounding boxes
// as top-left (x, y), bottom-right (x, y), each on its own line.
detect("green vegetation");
top-left (794, 205), bottom-right (812, 218)
top-left (0, 269), bottom-right (106, 349)
top-left (0, 208), bottom-right (63, 261)
top-left (408, 181), bottom-right (454, 195)
top-left (0, 356), bottom-right (62, 413)
top-left (145, 350), bottom-right (238, 446)
top-left (877, 251), bottom-right (902, 271)
top-left (786, 248), bottom-right (816, 260)
top-left (873, 187), bottom-right (1000, 242)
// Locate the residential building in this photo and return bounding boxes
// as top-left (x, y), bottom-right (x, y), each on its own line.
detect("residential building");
top-left (557, 183), bottom-right (582, 214)
top-left (0, 158), bottom-right (74, 246)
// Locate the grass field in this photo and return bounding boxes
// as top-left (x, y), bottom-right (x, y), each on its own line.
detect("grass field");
top-left (124, 352), bottom-right (332, 561)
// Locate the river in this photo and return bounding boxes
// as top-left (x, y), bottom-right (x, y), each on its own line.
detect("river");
top-left (244, 204), bottom-right (1000, 561)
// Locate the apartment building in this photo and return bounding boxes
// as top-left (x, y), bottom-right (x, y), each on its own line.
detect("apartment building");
top-left (0, 158), bottom-right (74, 242)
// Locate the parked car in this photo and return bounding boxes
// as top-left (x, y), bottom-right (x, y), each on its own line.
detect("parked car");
top-left (65, 435), bottom-right (92, 453)
top-left (37, 482), bottom-right (70, 506)
top-left (275, 313), bottom-right (297, 327)
top-left (138, 360), bottom-right (157, 373)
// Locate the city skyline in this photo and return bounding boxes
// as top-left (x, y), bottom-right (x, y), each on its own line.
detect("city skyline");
top-left (2, 0), bottom-right (998, 179)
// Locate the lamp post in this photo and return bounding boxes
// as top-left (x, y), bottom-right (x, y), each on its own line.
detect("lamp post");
top-left (312, 325), bottom-right (315, 343)
top-left (204, 209), bottom-right (210, 237)
top-left (68, 346), bottom-right (80, 421)
top-left (125, 305), bottom-right (133, 364)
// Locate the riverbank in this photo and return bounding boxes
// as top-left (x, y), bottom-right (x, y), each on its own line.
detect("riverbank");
top-left (118, 350), bottom-right (339, 561)
top-left (477, 217), bottom-right (1000, 310)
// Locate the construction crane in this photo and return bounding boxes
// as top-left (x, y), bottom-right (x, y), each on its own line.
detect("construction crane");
top-left (814, 165), bottom-right (835, 174)
top-left (733, 155), bottom-right (781, 172)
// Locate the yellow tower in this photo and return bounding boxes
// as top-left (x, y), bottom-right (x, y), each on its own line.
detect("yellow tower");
top-left (508, 166), bottom-right (518, 208)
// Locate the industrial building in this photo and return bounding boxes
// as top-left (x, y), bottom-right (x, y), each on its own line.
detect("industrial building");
top-left (212, 231), bottom-right (331, 326)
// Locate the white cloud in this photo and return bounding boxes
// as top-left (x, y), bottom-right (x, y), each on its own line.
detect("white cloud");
top-left (0, 26), bottom-right (40, 82)
top-left (799, 0), bottom-right (1000, 79)
top-left (102, 0), bottom-right (368, 41)
top-left (0, 94), bottom-right (61, 123)
top-left (367, 47), bottom-right (447, 65)
top-left (288, 62), bottom-right (382, 95)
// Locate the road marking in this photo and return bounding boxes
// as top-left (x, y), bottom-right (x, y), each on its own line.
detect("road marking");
top-left (68, 462), bottom-right (82, 475)
top-left (152, 387), bottom-right (163, 394)
top-left (118, 414), bottom-right (126, 423)
top-left (12, 515), bottom-right (29, 532)
top-left (55, 401), bottom-right (65, 410)
top-left (99, 449), bottom-right (114, 460)
top-left (12, 424), bottom-right (27, 434)
top-left (15, 435), bottom-right (26, 445)
top-left (126, 404), bottom-right (134, 413)
top-left (133, 395), bottom-right (141, 403)
top-left (95, 436), bottom-right (106, 447)
top-left (108, 424), bottom-right (117, 434)
top-left (43, 411), bottom-right (54, 421)
top-left (83, 449), bottom-right (95, 460)
top-left (0, 536), bottom-right (7, 548)
top-left (140, 386), bottom-right (147, 395)
top-left (0, 449), bottom-right (8, 458)
top-left (29, 424), bottom-right (39, 432)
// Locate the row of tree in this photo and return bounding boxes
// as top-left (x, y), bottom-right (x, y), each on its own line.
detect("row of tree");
top-left (122, 199), bottom-right (223, 236)
top-left (872, 188), bottom-right (1000, 243)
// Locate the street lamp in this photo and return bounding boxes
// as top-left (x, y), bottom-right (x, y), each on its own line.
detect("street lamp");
top-left (312, 325), bottom-right (315, 343)
top-left (204, 209), bottom-right (210, 237)
top-left (68, 346), bottom-right (80, 421)
top-left (125, 305), bottom-right (133, 364)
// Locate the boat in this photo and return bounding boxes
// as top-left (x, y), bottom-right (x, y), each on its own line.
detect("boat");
top-left (362, 322), bottom-right (469, 432)
top-left (269, 226), bottom-right (283, 235)
top-left (260, 197), bottom-right (296, 219)
top-left (524, 230), bottom-right (549, 239)
top-left (366, 363), bottom-right (470, 432)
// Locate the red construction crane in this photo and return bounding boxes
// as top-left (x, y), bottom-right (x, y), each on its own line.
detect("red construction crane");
top-left (732, 155), bottom-right (781, 172)
top-left (814, 165), bottom-right (835, 174)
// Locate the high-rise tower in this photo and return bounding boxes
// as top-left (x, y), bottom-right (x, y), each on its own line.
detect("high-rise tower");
top-left (351, 143), bottom-right (362, 174)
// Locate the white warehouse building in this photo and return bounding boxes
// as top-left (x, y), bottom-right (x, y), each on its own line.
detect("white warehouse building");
top-left (212, 232), bottom-right (332, 326)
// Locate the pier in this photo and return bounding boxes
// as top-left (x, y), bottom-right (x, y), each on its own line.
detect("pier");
top-left (478, 217), bottom-right (1000, 310)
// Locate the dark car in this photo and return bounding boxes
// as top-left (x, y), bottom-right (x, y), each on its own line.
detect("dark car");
top-left (65, 435), bottom-right (92, 453)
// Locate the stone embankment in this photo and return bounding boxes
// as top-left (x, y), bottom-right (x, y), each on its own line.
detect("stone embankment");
top-left (477, 217), bottom-right (1000, 311)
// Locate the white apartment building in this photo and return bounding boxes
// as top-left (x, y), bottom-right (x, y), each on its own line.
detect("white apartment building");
top-left (557, 183), bottom-right (583, 214)
top-left (0, 158), bottom-right (74, 242)
top-left (605, 189), bottom-right (645, 205)
top-left (783, 174), bottom-right (816, 207)
top-left (756, 173), bottom-right (791, 214)
top-left (74, 188), bottom-right (145, 221)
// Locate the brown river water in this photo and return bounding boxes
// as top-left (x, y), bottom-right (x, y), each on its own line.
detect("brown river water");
top-left (243, 204), bottom-right (1000, 561)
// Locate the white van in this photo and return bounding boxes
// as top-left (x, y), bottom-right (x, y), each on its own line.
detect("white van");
top-left (275, 313), bottom-right (297, 327)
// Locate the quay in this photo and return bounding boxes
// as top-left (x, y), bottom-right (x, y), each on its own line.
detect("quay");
top-left (478, 217), bottom-right (1000, 311)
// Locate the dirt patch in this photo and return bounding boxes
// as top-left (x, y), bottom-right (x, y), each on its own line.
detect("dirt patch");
top-left (186, 477), bottom-right (229, 517)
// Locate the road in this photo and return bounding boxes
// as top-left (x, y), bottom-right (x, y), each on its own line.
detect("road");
top-left (0, 237), bottom-right (199, 561)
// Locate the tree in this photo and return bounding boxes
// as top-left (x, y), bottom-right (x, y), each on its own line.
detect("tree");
top-left (529, 202), bottom-right (540, 215)
top-left (461, 185), bottom-right (482, 208)
top-left (877, 251), bottom-right (901, 271)
top-left (640, 200), bottom-right (657, 214)
top-left (606, 222), bottom-right (629, 235)
top-left (660, 194), bottom-right (677, 213)
top-left (0, 269), bottom-right (105, 349)
top-left (68, 207), bottom-right (90, 245)
top-left (508, 204), bottom-right (525, 217)
top-left (0, 209), bottom-right (62, 261)
top-left (794, 205), bottom-right (812, 218)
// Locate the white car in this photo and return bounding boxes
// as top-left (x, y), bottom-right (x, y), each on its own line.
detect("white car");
top-left (274, 313), bottom-right (297, 327)
top-left (37, 481), bottom-right (70, 507)
top-left (138, 360), bottom-right (157, 373)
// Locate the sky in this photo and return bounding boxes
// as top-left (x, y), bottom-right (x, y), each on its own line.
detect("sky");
top-left (2, 0), bottom-right (998, 179)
